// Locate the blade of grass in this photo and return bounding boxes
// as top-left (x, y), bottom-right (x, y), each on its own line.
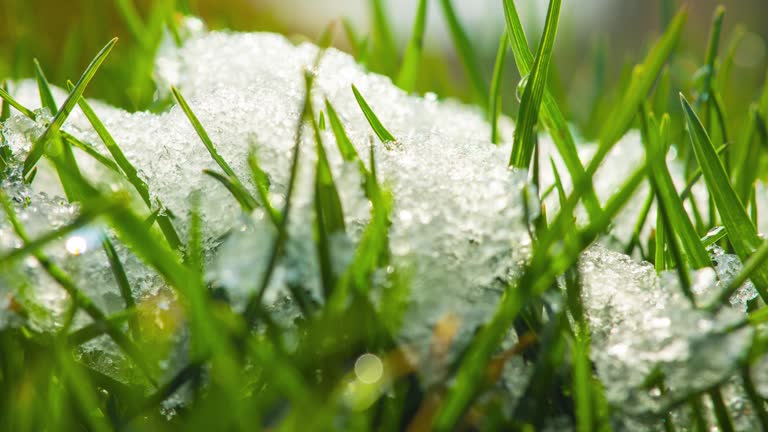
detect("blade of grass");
top-left (509, 0), bottom-right (562, 169)
top-left (1, 81), bottom-right (10, 122)
top-left (324, 99), bottom-right (361, 163)
top-left (67, 309), bottom-right (136, 346)
top-left (171, 86), bottom-right (247, 184)
top-left (655, 203), bottom-right (667, 272)
top-left (438, 0), bottom-right (488, 106)
top-left (72, 81), bottom-right (182, 250)
top-left (681, 94), bottom-right (768, 302)
top-left (640, 111), bottom-right (710, 268)
top-left (342, 18), bottom-right (370, 66)
top-left (593, 9), bottom-right (687, 168)
top-left (243, 72), bottom-right (313, 325)
top-left (701, 226), bottom-right (726, 248)
top-left (32, 59), bottom-right (58, 114)
top-left (679, 142), bottom-right (727, 200)
top-left (203, 169), bottom-right (258, 212)
top-left (351, 84), bottom-right (396, 143)
top-left (247, 150), bottom-right (281, 227)
top-left (62, 133), bottom-right (120, 173)
top-left (709, 388), bottom-right (735, 432)
top-left (718, 26), bottom-right (746, 91)
top-left (101, 236), bottom-right (140, 340)
top-left (733, 107), bottom-right (767, 204)
top-left (309, 94), bottom-right (346, 300)
top-left (760, 71), bottom-right (768, 115)
top-left (23, 38), bottom-right (118, 177)
top-left (502, 0), bottom-right (601, 220)
top-left (115, 0), bottom-right (150, 49)
top-left (370, 0), bottom-right (397, 62)
top-left (0, 86), bottom-right (36, 119)
top-left (489, 33), bottom-right (507, 145)
top-left (396, 0), bottom-right (428, 93)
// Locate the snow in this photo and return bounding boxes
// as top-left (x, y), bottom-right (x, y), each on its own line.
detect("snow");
top-left (580, 245), bottom-right (752, 416)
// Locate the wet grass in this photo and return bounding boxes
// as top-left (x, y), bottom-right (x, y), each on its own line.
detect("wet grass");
top-left (1, 0), bottom-right (768, 430)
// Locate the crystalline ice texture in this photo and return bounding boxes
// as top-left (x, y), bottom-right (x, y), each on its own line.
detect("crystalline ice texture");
top-left (579, 245), bottom-right (752, 415)
top-left (3, 27), bottom-right (532, 370)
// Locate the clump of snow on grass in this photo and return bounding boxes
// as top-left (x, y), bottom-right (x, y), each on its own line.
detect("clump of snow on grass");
top-left (580, 245), bottom-right (752, 416)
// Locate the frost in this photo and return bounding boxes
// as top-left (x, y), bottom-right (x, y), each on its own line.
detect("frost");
top-left (710, 245), bottom-right (759, 310)
top-left (580, 245), bottom-right (752, 416)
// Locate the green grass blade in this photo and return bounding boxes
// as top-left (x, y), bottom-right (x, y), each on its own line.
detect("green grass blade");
top-left (243, 73), bottom-right (313, 324)
top-left (73, 81), bottom-right (182, 250)
top-left (489, 33), bottom-right (507, 144)
top-left (351, 84), bottom-right (396, 143)
top-left (681, 94), bottom-right (768, 302)
top-left (655, 203), bottom-right (667, 272)
top-left (32, 59), bottom-right (58, 114)
top-left (203, 169), bottom-right (258, 212)
top-left (115, 0), bottom-right (149, 49)
top-left (0, 86), bottom-right (36, 119)
top-left (62, 132), bottom-right (120, 173)
top-left (247, 150), bottom-right (281, 227)
top-left (700, 6), bottom-right (725, 99)
top-left (396, 0), bottom-right (428, 93)
top-left (509, 0), bottom-right (562, 169)
top-left (640, 112), bottom-right (710, 268)
top-left (1, 81), bottom-right (10, 122)
top-left (371, 0), bottom-right (397, 64)
top-left (702, 226), bottom-right (726, 248)
top-left (709, 388), bottom-right (735, 432)
top-left (733, 107), bottom-right (766, 204)
top-left (438, 0), bottom-right (488, 105)
top-left (718, 26), bottom-right (746, 91)
top-left (653, 66), bottom-right (671, 115)
top-left (760, 71), bottom-right (768, 115)
top-left (594, 9), bottom-right (686, 161)
top-left (310, 97), bottom-right (346, 300)
top-left (502, 0), bottom-right (601, 220)
top-left (549, 158), bottom-right (567, 207)
top-left (679, 143), bottom-right (727, 200)
top-left (102, 236), bottom-right (141, 340)
top-left (23, 38), bottom-right (118, 177)
top-left (71, 81), bottom-right (150, 204)
top-left (324, 99), bottom-right (360, 162)
top-left (342, 18), bottom-right (370, 66)
top-left (171, 86), bottom-right (241, 181)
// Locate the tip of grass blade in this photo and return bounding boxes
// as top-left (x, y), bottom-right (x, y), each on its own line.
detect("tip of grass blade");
top-left (22, 37), bottom-right (118, 177)
top-left (351, 84), bottom-right (396, 143)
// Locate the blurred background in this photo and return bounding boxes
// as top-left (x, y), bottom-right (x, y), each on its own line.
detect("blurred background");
top-left (1, 0), bottom-right (766, 140)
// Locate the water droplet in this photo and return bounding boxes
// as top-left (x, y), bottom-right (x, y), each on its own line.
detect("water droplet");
top-left (516, 74), bottom-right (530, 102)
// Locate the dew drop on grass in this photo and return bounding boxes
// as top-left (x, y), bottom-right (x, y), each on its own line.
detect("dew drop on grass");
top-left (516, 74), bottom-right (529, 102)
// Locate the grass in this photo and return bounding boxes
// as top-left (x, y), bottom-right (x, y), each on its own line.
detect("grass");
top-left (1, 0), bottom-right (768, 430)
